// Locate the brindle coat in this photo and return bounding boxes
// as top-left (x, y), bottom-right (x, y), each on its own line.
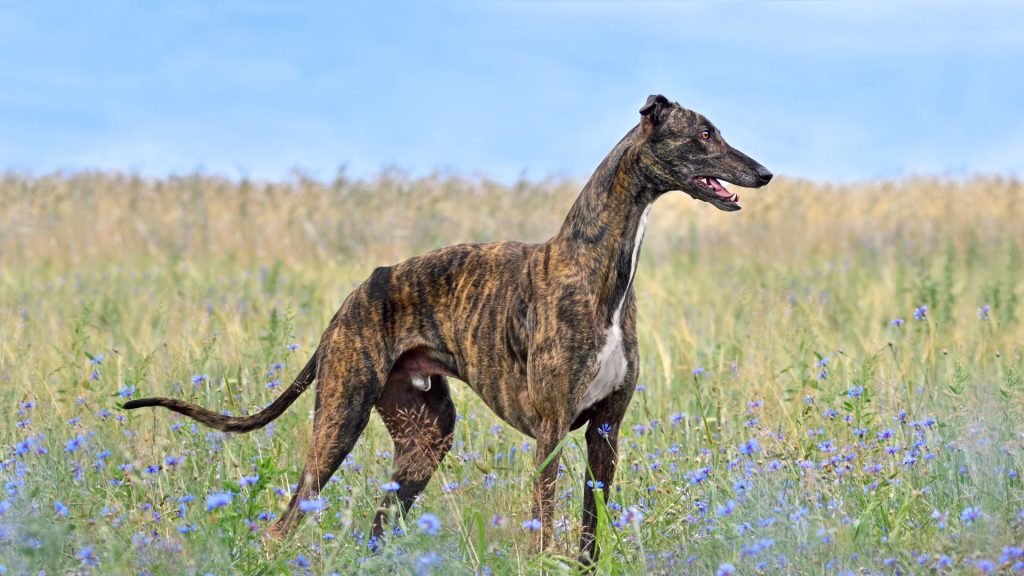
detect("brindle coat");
top-left (123, 94), bottom-right (772, 562)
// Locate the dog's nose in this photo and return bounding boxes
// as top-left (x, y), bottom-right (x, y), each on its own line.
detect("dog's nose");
top-left (756, 166), bottom-right (773, 185)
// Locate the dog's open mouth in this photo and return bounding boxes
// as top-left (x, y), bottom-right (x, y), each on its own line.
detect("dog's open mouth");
top-left (692, 176), bottom-right (740, 207)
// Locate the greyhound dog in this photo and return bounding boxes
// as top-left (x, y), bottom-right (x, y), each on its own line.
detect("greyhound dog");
top-left (123, 94), bottom-right (771, 562)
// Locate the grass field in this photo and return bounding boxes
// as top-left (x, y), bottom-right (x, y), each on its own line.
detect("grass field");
top-left (2, 171), bottom-right (1023, 574)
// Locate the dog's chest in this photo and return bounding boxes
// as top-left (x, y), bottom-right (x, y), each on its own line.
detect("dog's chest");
top-left (574, 321), bottom-right (628, 418)
top-left (573, 204), bottom-right (651, 419)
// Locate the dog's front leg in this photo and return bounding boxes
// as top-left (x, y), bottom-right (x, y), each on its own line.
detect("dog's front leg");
top-left (531, 418), bottom-right (569, 552)
top-left (577, 391), bottom-right (631, 564)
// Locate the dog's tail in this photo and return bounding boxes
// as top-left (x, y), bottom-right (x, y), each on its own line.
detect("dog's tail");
top-left (122, 353), bottom-right (317, 433)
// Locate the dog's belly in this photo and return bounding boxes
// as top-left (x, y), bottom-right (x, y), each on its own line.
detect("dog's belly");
top-left (574, 321), bottom-right (627, 419)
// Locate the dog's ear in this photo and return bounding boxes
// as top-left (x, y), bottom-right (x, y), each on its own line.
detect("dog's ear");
top-left (639, 94), bottom-right (673, 127)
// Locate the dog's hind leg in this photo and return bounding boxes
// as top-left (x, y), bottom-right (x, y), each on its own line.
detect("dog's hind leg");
top-left (370, 373), bottom-right (456, 543)
top-left (268, 350), bottom-right (384, 540)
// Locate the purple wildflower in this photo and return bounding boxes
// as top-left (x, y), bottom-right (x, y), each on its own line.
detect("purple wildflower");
top-left (417, 512), bottom-right (441, 535)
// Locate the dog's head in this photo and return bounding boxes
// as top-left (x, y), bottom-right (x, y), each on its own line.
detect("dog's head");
top-left (636, 94), bottom-right (772, 211)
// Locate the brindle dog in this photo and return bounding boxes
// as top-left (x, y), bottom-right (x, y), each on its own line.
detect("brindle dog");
top-left (123, 94), bottom-right (772, 562)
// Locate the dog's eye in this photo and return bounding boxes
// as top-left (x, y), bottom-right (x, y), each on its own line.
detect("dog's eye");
top-left (700, 130), bottom-right (711, 140)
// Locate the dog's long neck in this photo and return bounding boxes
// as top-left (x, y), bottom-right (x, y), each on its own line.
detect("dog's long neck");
top-left (553, 125), bottom-right (658, 326)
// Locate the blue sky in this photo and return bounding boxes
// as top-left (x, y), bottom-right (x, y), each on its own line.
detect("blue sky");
top-left (1, 1), bottom-right (1021, 183)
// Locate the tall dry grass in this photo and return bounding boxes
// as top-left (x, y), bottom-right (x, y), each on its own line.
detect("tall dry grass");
top-left (3, 171), bottom-right (1020, 269)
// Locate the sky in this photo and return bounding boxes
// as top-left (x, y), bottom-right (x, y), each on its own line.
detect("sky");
top-left (1, 1), bottom-right (1022, 184)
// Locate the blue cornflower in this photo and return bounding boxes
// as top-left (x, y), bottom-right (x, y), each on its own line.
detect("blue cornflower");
top-left (717, 563), bottom-right (736, 576)
top-left (686, 467), bottom-right (711, 485)
top-left (76, 545), bottom-right (96, 566)
top-left (975, 559), bottom-right (995, 574)
top-left (382, 481), bottom-right (401, 492)
top-left (622, 506), bottom-right (643, 525)
top-left (287, 343), bottom-right (300, 351)
top-left (847, 385), bottom-right (864, 398)
top-left (978, 304), bottom-right (991, 320)
top-left (1000, 546), bottom-right (1024, 563)
top-left (891, 318), bottom-right (905, 327)
top-left (417, 552), bottom-right (441, 573)
top-left (205, 491), bottom-right (233, 511)
top-left (266, 379), bottom-right (281, 389)
top-left (739, 438), bottom-right (759, 456)
top-left (931, 509), bottom-right (948, 529)
top-left (522, 518), bottom-right (542, 531)
top-left (117, 385), bottom-right (135, 399)
top-left (298, 498), bottom-right (325, 513)
top-left (586, 480), bottom-right (604, 490)
top-left (597, 423), bottom-right (612, 437)
top-left (692, 367), bottom-right (706, 376)
top-left (733, 478), bottom-right (752, 494)
top-left (90, 354), bottom-right (105, 365)
top-left (165, 455), bottom-right (183, 466)
top-left (239, 474), bottom-right (260, 487)
top-left (294, 555), bottom-right (310, 569)
top-left (55, 501), bottom-right (69, 517)
top-left (417, 512), bottom-right (441, 535)
top-left (913, 305), bottom-right (928, 321)
top-left (716, 499), bottom-right (736, 517)
top-left (14, 439), bottom-right (32, 456)
top-left (960, 505), bottom-right (982, 526)
top-left (191, 374), bottom-right (207, 385)
top-left (65, 434), bottom-right (84, 453)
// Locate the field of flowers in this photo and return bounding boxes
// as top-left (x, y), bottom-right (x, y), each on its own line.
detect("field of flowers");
top-left (1, 172), bottom-right (1023, 574)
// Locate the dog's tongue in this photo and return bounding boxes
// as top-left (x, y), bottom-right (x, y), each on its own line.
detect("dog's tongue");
top-left (707, 177), bottom-right (732, 198)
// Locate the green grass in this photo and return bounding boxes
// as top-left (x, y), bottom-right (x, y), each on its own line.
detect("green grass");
top-left (1, 172), bottom-right (1023, 574)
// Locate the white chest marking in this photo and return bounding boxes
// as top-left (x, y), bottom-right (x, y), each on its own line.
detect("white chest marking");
top-left (575, 205), bottom-right (651, 418)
